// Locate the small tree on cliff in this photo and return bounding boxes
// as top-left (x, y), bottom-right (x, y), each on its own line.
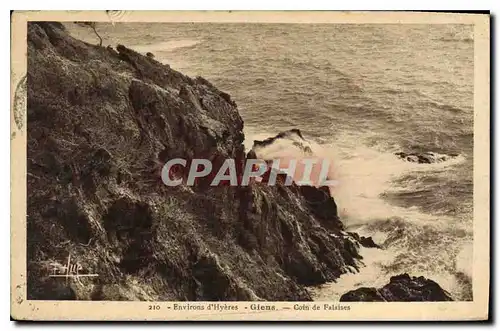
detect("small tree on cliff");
top-left (75, 22), bottom-right (102, 47)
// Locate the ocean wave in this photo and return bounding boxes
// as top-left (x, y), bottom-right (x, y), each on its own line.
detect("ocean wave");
top-left (309, 246), bottom-right (394, 301)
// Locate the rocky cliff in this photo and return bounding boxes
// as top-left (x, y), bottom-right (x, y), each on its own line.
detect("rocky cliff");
top-left (27, 22), bottom-right (367, 301)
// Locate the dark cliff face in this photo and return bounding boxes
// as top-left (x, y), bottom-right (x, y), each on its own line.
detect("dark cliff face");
top-left (339, 274), bottom-right (453, 302)
top-left (27, 22), bottom-right (364, 301)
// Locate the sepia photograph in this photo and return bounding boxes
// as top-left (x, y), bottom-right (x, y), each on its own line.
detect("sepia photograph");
top-left (10, 11), bottom-right (490, 321)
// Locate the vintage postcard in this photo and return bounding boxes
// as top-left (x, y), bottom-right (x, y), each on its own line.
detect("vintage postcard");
top-left (11, 10), bottom-right (490, 321)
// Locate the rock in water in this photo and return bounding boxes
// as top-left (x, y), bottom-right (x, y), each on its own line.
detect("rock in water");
top-left (340, 287), bottom-right (386, 301)
top-left (340, 273), bottom-right (453, 301)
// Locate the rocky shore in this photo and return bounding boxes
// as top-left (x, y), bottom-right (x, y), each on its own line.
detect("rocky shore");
top-left (340, 274), bottom-right (453, 302)
top-left (26, 22), bottom-right (452, 302)
top-left (395, 151), bottom-right (458, 164)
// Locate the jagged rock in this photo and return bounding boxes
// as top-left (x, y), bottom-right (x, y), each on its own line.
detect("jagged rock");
top-left (395, 151), bottom-right (458, 164)
top-left (340, 273), bottom-right (453, 302)
top-left (146, 52), bottom-right (155, 59)
top-left (246, 149), bottom-right (257, 159)
top-left (27, 22), bottom-right (363, 301)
